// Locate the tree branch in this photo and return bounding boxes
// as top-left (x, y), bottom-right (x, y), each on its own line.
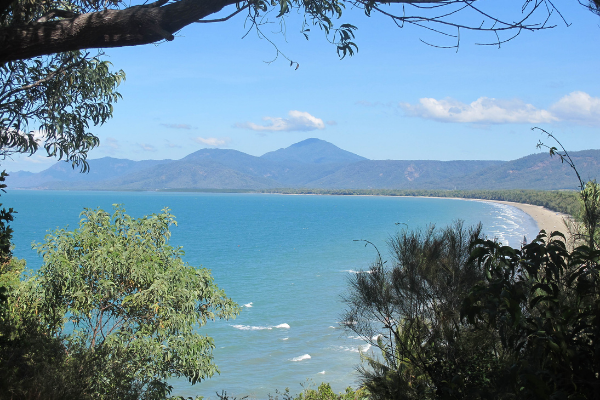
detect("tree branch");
top-left (0, 0), bottom-right (239, 63)
top-left (195, 4), bottom-right (249, 23)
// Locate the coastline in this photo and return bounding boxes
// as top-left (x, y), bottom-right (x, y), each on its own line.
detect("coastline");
top-left (481, 199), bottom-right (571, 236)
top-left (273, 192), bottom-right (573, 236)
top-left (405, 196), bottom-right (572, 236)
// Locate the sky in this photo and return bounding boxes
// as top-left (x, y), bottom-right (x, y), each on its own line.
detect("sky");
top-left (6, 0), bottom-right (600, 172)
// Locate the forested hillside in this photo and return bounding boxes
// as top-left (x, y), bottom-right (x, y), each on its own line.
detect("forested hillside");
top-left (9, 139), bottom-right (600, 192)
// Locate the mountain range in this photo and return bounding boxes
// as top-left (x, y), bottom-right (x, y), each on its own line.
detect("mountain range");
top-left (7, 138), bottom-right (600, 191)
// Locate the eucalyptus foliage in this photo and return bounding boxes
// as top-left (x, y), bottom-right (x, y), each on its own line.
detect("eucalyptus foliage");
top-left (1, 206), bottom-right (239, 399)
top-left (0, 51), bottom-right (124, 171)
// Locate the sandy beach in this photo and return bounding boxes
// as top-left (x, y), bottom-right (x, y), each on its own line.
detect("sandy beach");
top-left (482, 200), bottom-right (572, 236)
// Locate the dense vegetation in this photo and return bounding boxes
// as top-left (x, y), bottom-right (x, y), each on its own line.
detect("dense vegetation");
top-left (339, 181), bottom-right (600, 399)
top-left (259, 188), bottom-right (580, 216)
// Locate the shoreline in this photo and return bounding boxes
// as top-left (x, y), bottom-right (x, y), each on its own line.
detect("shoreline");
top-left (479, 199), bottom-right (571, 236)
top-left (275, 192), bottom-right (573, 237)
top-left (393, 196), bottom-right (572, 236)
top-left (397, 196), bottom-right (572, 236)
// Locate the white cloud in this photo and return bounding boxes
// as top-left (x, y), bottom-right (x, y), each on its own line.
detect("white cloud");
top-left (549, 91), bottom-right (600, 126)
top-left (236, 110), bottom-right (325, 132)
top-left (398, 92), bottom-right (600, 126)
top-left (399, 97), bottom-right (557, 124)
top-left (193, 137), bottom-right (230, 147)
top-left (138, 143), bottom-right (156, 152)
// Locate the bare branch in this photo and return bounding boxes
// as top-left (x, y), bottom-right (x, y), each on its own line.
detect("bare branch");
top-left (196, 4), bottom-right (249, 23)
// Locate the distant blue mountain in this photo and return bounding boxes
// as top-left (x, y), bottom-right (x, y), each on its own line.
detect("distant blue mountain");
top-left (6, 139), bottom-right (600, 191)
top-left (8, 157), bottom-right (171, 189)
top-left (261, 138), bottom-right (367, 164)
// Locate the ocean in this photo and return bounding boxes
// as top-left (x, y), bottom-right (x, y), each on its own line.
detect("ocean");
top-left (3, 191), bottom-right (538, 398)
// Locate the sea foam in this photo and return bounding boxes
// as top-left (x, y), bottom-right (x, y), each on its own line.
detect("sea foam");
top-left (232, 323), bottom-right (290, 331)
top-left (290, 354), bottom-right (311, 362)
top-left (343, 269), bottom-right (373, 274)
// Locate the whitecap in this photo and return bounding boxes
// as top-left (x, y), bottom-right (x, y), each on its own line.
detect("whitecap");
top-left (232, 324), bottom-right (271, 331)
top-left (231, 323), bottom-right (289, 331)
top-left (318, 371), bottom-right (325, 375)
top-left (331, 345), bottom-right (358, 353)
top-left (342, 269), bottom-right (373, 274)
top-left (290, 354), bottom-right (311, 362)
top-left (282, 337), bottom-right (289, 341)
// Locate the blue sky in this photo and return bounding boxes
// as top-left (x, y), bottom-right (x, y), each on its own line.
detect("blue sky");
top-left (6, 0), bottom-right (600, 172)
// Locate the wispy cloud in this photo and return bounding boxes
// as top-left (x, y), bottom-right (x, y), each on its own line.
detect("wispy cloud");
top-left (165, 140), bottom-right (182, 148)
top-left (138, 143), bottom-right (156, 152)
top-left (160, 123), bottom-right (196, 130)
top-left (236, 110), bottom-right (325, 132)
top-left (23, 154), bottom-right (54, 165)
top-left (398, 92), bottom-right (600, 126)
top-left (103, 137), bottom-right (119, 150)
top-left (193, 137), bottom-right (230, 147)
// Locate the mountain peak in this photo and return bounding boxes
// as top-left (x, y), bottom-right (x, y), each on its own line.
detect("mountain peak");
top-left (291, 138), bottom-right (325, 147)
top-left (261, 138), bottom-right (367, 164)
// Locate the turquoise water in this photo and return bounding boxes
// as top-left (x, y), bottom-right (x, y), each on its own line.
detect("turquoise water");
top-left (3, 191), bottom-right (538, 398)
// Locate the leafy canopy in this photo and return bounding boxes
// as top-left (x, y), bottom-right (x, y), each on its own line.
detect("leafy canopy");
top-left (18, 206), bottom-right (241, 398)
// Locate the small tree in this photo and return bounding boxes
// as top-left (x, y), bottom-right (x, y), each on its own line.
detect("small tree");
top-left (342, 221), bottom-right (508, 399)
top-left (2, 206), bottom-right (240, 399)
